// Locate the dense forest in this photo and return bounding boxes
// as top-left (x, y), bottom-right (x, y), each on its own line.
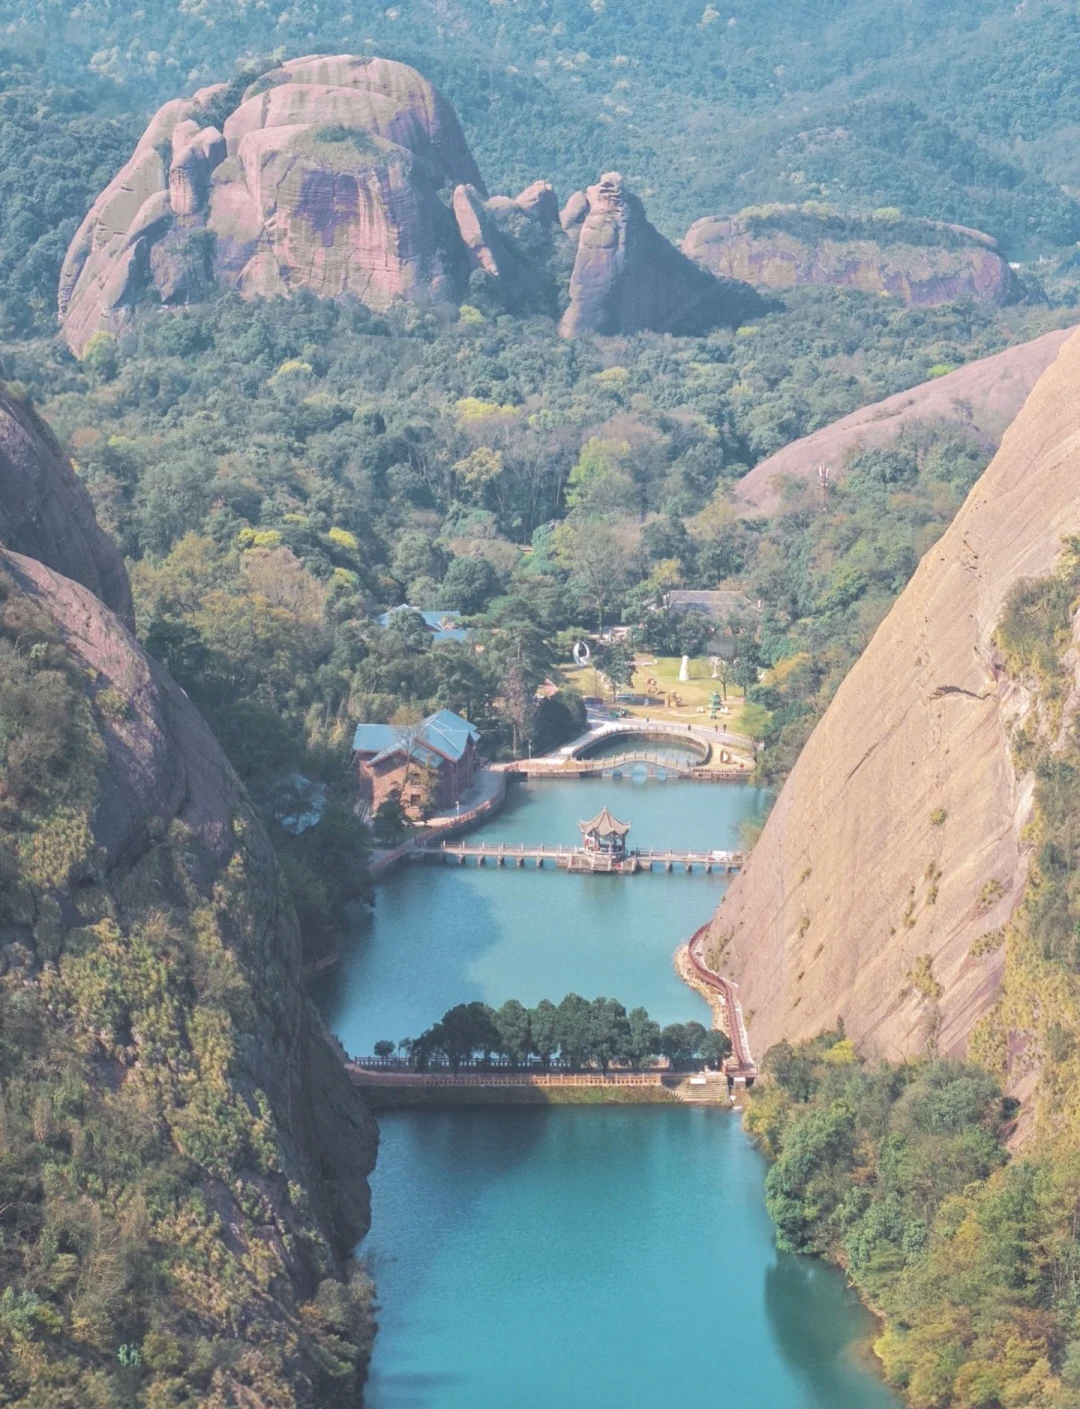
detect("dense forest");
top-left (5, 0), bottom-right (1080, 253)
top-left (0, 286), bottom-right (1059, 868)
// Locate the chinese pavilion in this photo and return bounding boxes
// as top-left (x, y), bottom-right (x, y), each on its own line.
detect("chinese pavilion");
top-left (579, 807), bottom-right (631, 857)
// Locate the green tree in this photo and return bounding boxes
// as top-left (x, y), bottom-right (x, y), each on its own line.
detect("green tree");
top-left (700, 1030), bottom-right (732, 1067)
top-left (594, 641), bottom-right (635, 699)
top-left (658, 1020), bottom-right (692, 1059)
top-left (587, 998), bottom-right (632, 1072)
top-left (495, 999), bottom-right (532, 1064)
top-left (625, 1007), bottom-right (662, 1068)
top-left (530, 1000), bottom-right (559, 1068)
top-left (556, 993), bottom-right (593, 1069)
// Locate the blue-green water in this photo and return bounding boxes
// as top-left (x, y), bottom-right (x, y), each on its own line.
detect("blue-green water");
top-left (316, 780), bottom-right (900, 1409)
top-left (579, 735), bottom-right (704, 766)
top-left (364, 1109), bottom-right (899, 1409)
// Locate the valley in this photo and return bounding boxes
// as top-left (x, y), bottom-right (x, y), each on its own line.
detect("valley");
top-left (3, 10), bottom-right (1080, 1407)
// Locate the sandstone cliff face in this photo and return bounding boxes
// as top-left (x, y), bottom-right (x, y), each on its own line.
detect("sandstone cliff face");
top-left (684, 207), bottom-right (1020, 307)
top-left (709, 327), bottom-right (1080, 1066)
top-left (559, 172), bottom-right (760, 337)
top-left (0, 385), bottom-right (133, 624)
top-left (59, 56), bottom-right (482, 352)
top-left (732, 326), bottom-right (1074, 516)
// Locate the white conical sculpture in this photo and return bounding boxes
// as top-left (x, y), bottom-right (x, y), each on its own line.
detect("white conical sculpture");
top-left (679, 655), bottom-right (691, 682)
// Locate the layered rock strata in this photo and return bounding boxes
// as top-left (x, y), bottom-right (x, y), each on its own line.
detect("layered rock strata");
top-left (708, 326), bottom-right (1080, 1064)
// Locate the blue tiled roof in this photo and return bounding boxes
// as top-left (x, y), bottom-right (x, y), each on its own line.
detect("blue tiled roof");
top-left (350, 723), bottom-right (399, 756)
top-left (423, 709), bottom-right (480, 762)
top-left (352, 709), bottom-right (479, 765)
top-left (375, 606), bottom-right (468, 642)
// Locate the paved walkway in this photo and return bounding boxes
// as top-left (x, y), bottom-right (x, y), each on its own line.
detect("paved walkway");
top-left (683, 922), bottom-right (757, 1082)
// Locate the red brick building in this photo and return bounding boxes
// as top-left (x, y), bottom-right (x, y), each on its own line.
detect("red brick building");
top-left (352, 710), bottom-right (480, 818)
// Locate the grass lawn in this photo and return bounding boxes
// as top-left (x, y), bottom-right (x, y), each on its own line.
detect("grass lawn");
top-left (562, 656), bottom-right (746, 725)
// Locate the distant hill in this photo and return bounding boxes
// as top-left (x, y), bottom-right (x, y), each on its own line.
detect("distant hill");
top-left (4, 0), bottom-right (1080, 255)
top-left (731, 325), bottom-right (1075, 516)
top-left (684, 205), bottom-right (1020, 307)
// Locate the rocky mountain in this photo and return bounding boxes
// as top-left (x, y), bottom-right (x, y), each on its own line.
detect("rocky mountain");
top-left (0, 397), bottom-right (377, 1403)
top-left (706, 326), bottom-right (1080, 1067)
top-left (732, 325), bottom-right (1074, 516)
top-left (558, 172), bottom-right (762, 337)
top-left (684, 205), bottom-right (1020, 307)
top-left (58, 57), bottom-right (757, 351)
top-left (0, 384), bottom-right (133, 624)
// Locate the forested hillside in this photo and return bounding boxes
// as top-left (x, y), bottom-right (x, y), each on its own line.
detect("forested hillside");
top-left (3, 0), bottom-right (1080, 253)
top-left (2, 284), bottom-right (1069, 820)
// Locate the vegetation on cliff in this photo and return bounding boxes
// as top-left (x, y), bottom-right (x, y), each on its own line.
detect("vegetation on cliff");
top-left (747, 542), bottom-right (1080, 1409)
top-left (0, 558), bottom-right (376, 1407)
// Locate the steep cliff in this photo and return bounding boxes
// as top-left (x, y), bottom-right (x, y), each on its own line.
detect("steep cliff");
top-left (60, 62), bottom-right (761, 349)
top-left (708, 326), bottom-right (1080, 1066)
top-left (732, 326), bottom-right (1073, 517)
top-left (0, 415), bottom-right (376, 1401)
top-left (59, 55), bottom-right (483, 352)
top-left (0, 384), bottom-right (133, 624)
top-left (559, 172), bottom-right (760, 337)
top-left (684, 205), bottom-right (1020, 307)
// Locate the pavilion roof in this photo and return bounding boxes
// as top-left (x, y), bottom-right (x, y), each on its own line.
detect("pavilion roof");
top-left (579, 807), bottom-right (631, 837)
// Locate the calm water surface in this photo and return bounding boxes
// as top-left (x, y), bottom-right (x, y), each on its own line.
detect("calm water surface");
top-left (316, 779), bottom-right (900, 1409)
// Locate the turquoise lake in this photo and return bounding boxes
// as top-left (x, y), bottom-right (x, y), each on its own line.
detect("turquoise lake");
top-left (316, 778), bottom-right (901, 1409)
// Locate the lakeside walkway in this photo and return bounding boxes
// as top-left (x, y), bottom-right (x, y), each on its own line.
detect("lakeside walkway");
top-left (681, 922), bottom-right (757, 1085)
top-left (345, 1064), bottom-right (732, 1105)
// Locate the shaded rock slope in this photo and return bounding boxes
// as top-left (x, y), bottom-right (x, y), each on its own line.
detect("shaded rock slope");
top-left (685, 205), bottom-right (1020, 307)
top-left (0, 403), bottom-right (377, 1401)
top-left (0, 384), bottom-right (133, 624)
top-left (732, 325), bottom-right (1074, 516)
top-left (559, 172), bottom-right (762, 337)
top-left (707, 326), bottom-right (1080, 1066)
top-left (59, 57), bottom-right (757, 350)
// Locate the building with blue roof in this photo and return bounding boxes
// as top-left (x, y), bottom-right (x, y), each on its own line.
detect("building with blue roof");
top-left (375, 606), bottom-right (468, 643)
top-left (352, 709), bottom-right (480, 817)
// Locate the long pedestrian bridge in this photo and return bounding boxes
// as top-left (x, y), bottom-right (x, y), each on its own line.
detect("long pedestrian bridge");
top-left (415, 840), bottom-right (744, 875)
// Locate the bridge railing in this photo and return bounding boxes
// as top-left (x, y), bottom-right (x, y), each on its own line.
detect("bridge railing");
top-left (348, 1067), bottom-right (668, 1087)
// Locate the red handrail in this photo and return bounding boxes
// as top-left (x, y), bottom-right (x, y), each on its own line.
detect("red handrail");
top-left (684, 924), bottom-right (755, 1074)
